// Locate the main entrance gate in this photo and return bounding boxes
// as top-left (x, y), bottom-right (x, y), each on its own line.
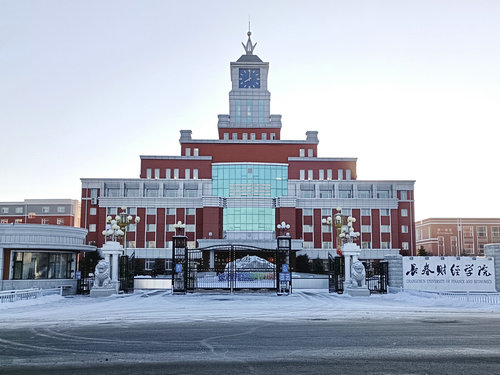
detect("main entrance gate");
top-left (172, 236), bottom-right (292, 293)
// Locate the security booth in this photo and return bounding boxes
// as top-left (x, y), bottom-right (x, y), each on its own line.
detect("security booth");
top-left (276, 236), bottom-right (292, 295)
top-left (172, 235), bottom-right (188, 294)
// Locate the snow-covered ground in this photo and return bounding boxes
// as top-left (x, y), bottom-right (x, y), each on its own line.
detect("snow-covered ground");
top-left (1, 290), bottom-right (499, 329)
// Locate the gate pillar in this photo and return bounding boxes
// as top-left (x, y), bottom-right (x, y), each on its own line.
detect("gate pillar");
top-left (277, 236), bottom-right (292, 295)
top-left (172, 235), bottom-right (188, 294)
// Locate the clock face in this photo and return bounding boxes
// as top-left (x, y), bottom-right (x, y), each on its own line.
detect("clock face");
top-left (238, 68), bottom-right (260, 88)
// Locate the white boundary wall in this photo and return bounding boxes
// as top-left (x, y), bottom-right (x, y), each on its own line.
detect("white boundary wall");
top-left (403, 256), bottom-right (495, 292)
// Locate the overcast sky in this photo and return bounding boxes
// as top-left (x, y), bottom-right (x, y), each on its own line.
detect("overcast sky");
top-left (1, 0), bottom-right (499, 220)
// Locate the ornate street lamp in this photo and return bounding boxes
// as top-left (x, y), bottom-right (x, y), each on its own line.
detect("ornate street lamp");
top-left (326, 207), bottom-right (360, 256)
top-left (173, 221), bottom-right (185, 236)
top-left (277, 221), bottom-right (290, 237)
top-left (102, 206), bottom-right (140, 248)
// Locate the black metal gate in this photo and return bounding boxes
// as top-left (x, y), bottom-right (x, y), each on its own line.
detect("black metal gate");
top-left (119, 253), bottom-right (135, 293)
top-left (328, 256), bottom-right (388, 294)
top-left (328, 254), bottom-right (344, 293)
top-left (186, 245), bottom-right (280, 291)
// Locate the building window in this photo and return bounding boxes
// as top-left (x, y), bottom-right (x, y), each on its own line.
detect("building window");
top-left (12, 252), bottom-right (75, 280)
top-left (90, 208), bottom-right (97, 215)
top-left (303, 208), bottom-right (313, 216)
top-left (401, 225), bottom-right (409, 233)
top-left (127, 224), bottom-right (136, 232)
top-left (338, 189), bottom-right (352, 198)
top-left (319, 190), bottom-right (332, 198)
top-left (261, 133), bottom-right (267, 140)
top-left (300, 189), bottom-right (315, 198)
top-left (270, 133), bottom-right (276, 140)
top-left (242, 133), bottom-right (248, 140)
top-left (250, 133), bottom-right (256, 140)
top-left (146, 224), bottom-right (156, 232)
top-left (194, 148), bottom-right (199, 156)
top-left (401, 209), bottom-right (408, 217)
top-left (15, 207), bottom-right (23, 214)
top-left (42, 207), bottom-right (50, 213)
top-left (322, 224), bottom-right (332, 232)
top-left (477, 226), bottom-right (487, 237)
top-left (128, 241), bottom-right (136, 248)
top-left (146, 241), bottom-right (156, 249)
top-left (346, 169), bottom-right (351, 180)
top-left (381, 225), bottom-right (391, 233)
top-left (165, 259), bottom-right (172, 270)
top-left (381, 241), bottom-right (391, 249)
top-left (358, 190), bottom-right (371, 198)
top-left (400, 190), bottom-right (408, 200)
top-left (155, 168), bottom-right (160, 179)
top-left (185, 224), bottom-right (196, 232)
top-left (361, 241), bottom-right (371, 249)
top-left (380, 209), bottom-right (390, 216)
top-left (299, 149), bottom-right (305, 157)
top-left (15, 219), bottom-right (23, 224)
top-left (165, 168), bottom-right (171, 179)
top-left (361, 209), bottom-right (370, 216)
top-left (1, 219), bottom-right (8, 224)
top-left (146, 207), bottom-right (156, 215)
top-left (342, 208), bottom-right (352, 216)
top-left (307, 170), bottom-right (313, 180)
top-left (361, 225), bottom-right (371, 233)
top-left (173, 169), bottom-right (179, 179)
top-left (41, 218), bottom-right (49, 224)
top-left (338, 169), bottom-right (343, 180)
top-left (322, 242), bottom-right (332, 249)
top-left (166, 208), bottom-right (176, 215)
top-left (128, 207), bottom-right (137, 215)
top-left (303, 241), bottom-right (313, 249)
top-left (89, 224), bottom-right (96, 232)
top-left (307, 149), bottom-right (313, 157)
top-left (185, 169), bottom-right (191, 179)
top-left (186, 208), bottom-right (196, 215)
top-left (57, 218), bottom-right (64, 225)
top-left (193, 169), bottom-right (199, 179)
top-left (146, 168), bottom-right (152, 179)
top-left (318, 170), bottom-right (324, 180)
top-left (223, 133), bottom-right (229, 140)
top-left (107, 207), bottom-right (117, 215)
top-left (327, 170), bottom-right (332, 180)
top-left (232, 133), bottom-right (238, 140)
top-left (1, 207), bottom-right (8, 214)
top-left (185, 148), bottom-right (191, 156)
top-left (299, 170), bottom-right (305, 180)
top-left (145, 259), bottom-right (155, 270)
top-left (492, 227), bottom-right (500, 238)
top-left (402, 242), bottom-right (409, 250)
top-left (377, 190), bottom-right (390, 199)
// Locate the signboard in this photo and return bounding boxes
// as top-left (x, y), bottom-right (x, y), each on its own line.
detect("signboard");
top-left (282, 264), bottom-right (289, 272)
top-left (403, 256), bottom-right (496, 292)
top-left (75, 271), bottom-right (81, 280)
top-left (279, 272), bottom-right (291, 282)
top-left (175, 264), bottom-right (183, 273)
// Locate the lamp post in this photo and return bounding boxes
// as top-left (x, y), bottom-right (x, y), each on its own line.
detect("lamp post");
top-left (277, 221), bottom-right (290, 237)
top-left (173, 221), bottom-right (185, 236)
top-left (102, 206), bottom-right (140, 249)
top-left (327, 207), bottom-right (360, 256)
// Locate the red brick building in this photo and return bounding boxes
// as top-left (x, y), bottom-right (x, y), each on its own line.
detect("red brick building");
top-left (416, 218), bottom-right (500, 256)
top-left (0, 199), bottom-right (80, 227)
top-left (80, 32), bottom-right (416, 271)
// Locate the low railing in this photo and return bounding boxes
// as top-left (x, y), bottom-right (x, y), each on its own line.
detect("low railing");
top-left (388, 287), bottom-right (500, 305)
top-left (0, 287), bottom-right (63, 303)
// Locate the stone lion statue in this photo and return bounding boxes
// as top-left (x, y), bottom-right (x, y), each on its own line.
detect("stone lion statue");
top-left (350, 261), bottom-right (366, 288)
top-left (94, 260), bottom-right (111, 288)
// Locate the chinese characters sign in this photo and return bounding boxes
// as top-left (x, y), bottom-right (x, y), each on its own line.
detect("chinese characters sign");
top-left (403, 257), bottom-right (496, 292)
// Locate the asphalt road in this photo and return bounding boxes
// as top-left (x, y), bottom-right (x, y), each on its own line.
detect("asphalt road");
top-left (1, 315), bottom-right (499, 374)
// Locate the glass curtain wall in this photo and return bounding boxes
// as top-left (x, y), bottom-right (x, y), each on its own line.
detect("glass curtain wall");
top-left (212, 163), bottom-right (288, 232)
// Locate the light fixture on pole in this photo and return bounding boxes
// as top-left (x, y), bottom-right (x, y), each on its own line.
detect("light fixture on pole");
top-left (173, 221), bottom-right (185, 236)
top-left (102, 206), bottom-right (140, 249)
top-left (277, 221), bottom-right (291, 237)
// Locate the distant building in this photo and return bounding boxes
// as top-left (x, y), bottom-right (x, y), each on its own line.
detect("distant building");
top-left (416, 218), bottom-right (500, 256)
top-left (0, 199), bottom-right (81, 227)
top-left (80, 31), bottom-right (416, 273)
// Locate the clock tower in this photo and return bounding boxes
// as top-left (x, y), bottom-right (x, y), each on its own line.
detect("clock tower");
top-left (217, 30), bottom-right (282, 137)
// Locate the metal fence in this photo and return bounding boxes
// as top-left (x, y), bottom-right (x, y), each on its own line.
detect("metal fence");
top-left (388, 287), bottom-right (500, 305)
top-left (0, 288), bottom-right (63, 303)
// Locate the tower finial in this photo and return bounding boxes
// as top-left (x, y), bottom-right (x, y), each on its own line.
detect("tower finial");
top-left (242, 24), bottom-right (257, 55)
